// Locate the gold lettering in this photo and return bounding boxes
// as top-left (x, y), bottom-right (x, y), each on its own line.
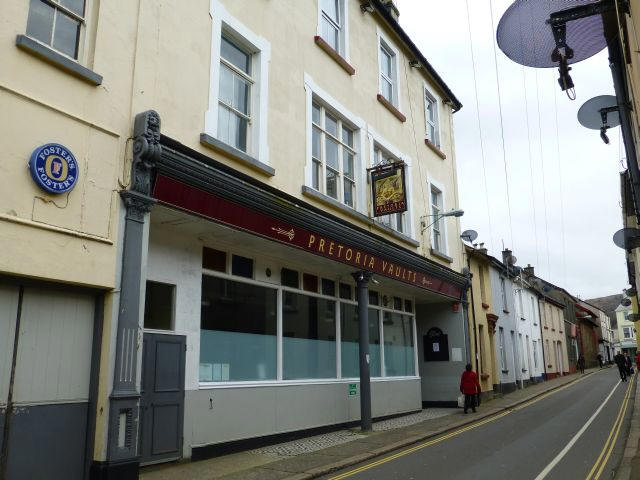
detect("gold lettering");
top-left (402, 268), bottom-right (407, 280)
top-left (387, 263), bottom-right (394, 275)
top-left (308, 235), bottom-right (316, 248)
top-left (319, 238), bottom-right (326, 252)
top-left (368, 257), bottom-right (375, 269)
top-left (329, 242), bottom-right (335, 256)
top-left (363, 254), bottom-right (368, 266)
top-left (345, 249), bottom-right (353, 261)
top-left (355, 252), bottom-right (361, 264)
top-left (395, 266), bottom-right (401, 277)
top-left (382, 261), bottom-right (388, 271)
top-left (337, 245), bottom-right (344, 257)
top-left (412, 272), bottom-right (417, 282)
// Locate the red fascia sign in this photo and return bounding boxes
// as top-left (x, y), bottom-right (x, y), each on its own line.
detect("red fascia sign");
top-left (153, 175), bottom-right (461, 299)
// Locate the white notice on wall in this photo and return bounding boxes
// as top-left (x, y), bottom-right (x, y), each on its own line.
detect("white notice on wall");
top-left (451, 348), bottom-right (462, 362)
top-left (432, 343), bottom-right (440, 352)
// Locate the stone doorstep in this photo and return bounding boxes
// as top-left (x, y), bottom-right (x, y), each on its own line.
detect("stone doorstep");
top-left (281, 371), bottom-right (599, 480)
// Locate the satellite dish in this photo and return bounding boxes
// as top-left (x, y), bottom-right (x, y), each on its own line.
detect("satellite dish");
top-left (621, 298), bottom-right (632, 307)
top-left (496, 0), bottom-right (607, 69)
top-left (542, 285), bottom-right (552, 293)
top-left (578, 95), bottom-right (620, 129)
top-left (613, 228), bottom-right (640, 250)
top-left (507, 255), bottom-right (517, 266)
top-left (461, 230), bottom-right (478, 243)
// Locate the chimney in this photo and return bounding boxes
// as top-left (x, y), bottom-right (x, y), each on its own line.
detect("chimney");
top-left (502, 248), bottom-right (512, 265)
top-left (478, 242), bottom-right (488, 255)
top-left (524, 264), bottom-right (535, 277)
top-left (380, 0), bottom-right (400, 21)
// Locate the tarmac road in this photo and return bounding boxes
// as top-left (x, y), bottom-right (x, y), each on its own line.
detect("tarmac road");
top-left (322, 368), bottom-right (634, 480)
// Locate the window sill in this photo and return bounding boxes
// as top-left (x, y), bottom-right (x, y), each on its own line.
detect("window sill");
top-left (425, 138), bottom-right (446, 159)
top-left (200, 133), bottom-right (275, 177)
top-left (430, 248), bottom-right (453, 263)
top-left (313, 36), bottom-right (355, 75)
top-left (199, 376), bottom-right (420, 389)
top-left (16, 34), bottom-right (102, 86)
top-left (301, 186), bottom-right (420, 248)
top-left (377, 94), bottom-right (406, 122)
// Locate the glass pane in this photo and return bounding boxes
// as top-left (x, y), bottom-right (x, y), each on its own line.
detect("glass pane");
top-left (231, 254), bottom-right (253, 278)
top-left (202, 247), bottom-right (226, 272)
top-left (396, 213), bottom-right (403, 233)
top-left (234, 75), bottom-right (250, 115)
top-left (234, 114), bottom-right (248, 152)
top-left (426, 99), bottom-right (435, 121)
top-left (340, 305), bottom-right (381, 378)
top-left (343, 179), bottom-right (354, 207)
top-left (217, 106), bottom-right (230, 145)
top-left (326, 169), bottom-right (338, 199)
top-left (428, 124), bottom-right (436, 143)
top-left (343, 152), bottom-right (354, 179)
top-left (322, 0), bottom-right (339, 23)
top-left (283, 293), bottom-right (336, 379)
top-left (200, 276), bottom-right (277, 381)
top-left (60, 0), bottom-right (85, 16)
top-left (322, 18), bottom-right (339, 51)
top-left (312, 127), bottom-right (321, 160)
top-left (383, 312), bottom-right (414, 377)
top-left (52, 10), bottom-right (81, 58)
top-left (339, 283), bottom-right (352, 300)
top-left (27, 0), bottom-right (54, 46)
top-left (325, 137), bottom-right (338, 170)
top-left (325, 113), bottom-right (338, 137)
top-left (312, 103), bottom-right (321, 125)
top-left (321, 279), bottom-right (335, 296)
top-left (312, 160), bottom-right (321, 190)
top-left (144, 281), bottom-right (174, 330)
top-left (381, 78), bottom-right (393, 102)
top-left (219, 64), bottom-right (234, 106)
top-left (433, 230), bottom-right (440, 252)
top-left (342, 126), bottom-right (353, 147)
top-left (380, 47), bottom-right (391, 76)
top-left (221, 36), bottom-right (250, 74)
top-left (281, 268), bottom-right (299, 288)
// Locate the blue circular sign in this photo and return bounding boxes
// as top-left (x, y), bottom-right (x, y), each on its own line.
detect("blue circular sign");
top-left (28, 143), bottom-right (79, 194)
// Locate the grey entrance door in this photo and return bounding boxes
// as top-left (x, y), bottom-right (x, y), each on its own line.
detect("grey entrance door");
top-left (139, 333), bottom-right (186, 465)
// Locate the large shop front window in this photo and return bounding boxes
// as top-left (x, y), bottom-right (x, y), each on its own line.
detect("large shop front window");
top-left (312, 102), bottom-right (357, 207)
top-left (383, 312), bottom-right (414, 376)
top-left (200, 276), bottom-right (277, 382)
top-left (341, 305), bottom-right (381, 378)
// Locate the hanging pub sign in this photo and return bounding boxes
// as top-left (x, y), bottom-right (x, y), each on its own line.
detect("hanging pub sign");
top-left (370, 162), bottom-right (407, 217)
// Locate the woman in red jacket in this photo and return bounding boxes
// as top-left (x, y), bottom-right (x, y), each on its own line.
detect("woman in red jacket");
top-left (460, 363), bottom-right (482, 414)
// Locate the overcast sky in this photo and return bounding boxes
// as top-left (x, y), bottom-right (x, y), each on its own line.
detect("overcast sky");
top-left (394, 0), bottom-right (627, 299)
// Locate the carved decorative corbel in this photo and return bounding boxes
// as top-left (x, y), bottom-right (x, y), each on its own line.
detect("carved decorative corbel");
top-left (131, 110), bottom-right (161, 196)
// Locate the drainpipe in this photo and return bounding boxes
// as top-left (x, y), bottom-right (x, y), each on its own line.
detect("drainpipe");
top-left (466, 256), bottom-right (480, 374)
top-left (539, 298), bottom-right (547, 380)
top-left (461, 271), bottom-right (472, 365)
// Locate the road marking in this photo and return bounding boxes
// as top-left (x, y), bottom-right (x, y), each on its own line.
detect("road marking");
top-left (587, 375), bottom-right (634, 480)
top-left (328, 373), bottom-right (594, 480)
top-left (533, 379), bottom-right (622, 480)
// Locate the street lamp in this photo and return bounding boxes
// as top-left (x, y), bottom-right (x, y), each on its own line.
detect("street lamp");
top-left (420, 209), bottom-right (464, 233)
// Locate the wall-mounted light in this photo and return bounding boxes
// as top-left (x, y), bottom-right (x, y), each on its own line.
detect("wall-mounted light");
top-left (360, 2), bottom-right (375, 13)
top-left (409, 60), bottom-right (421, 69)
top-left (420, 209), bottom-right (464, 233)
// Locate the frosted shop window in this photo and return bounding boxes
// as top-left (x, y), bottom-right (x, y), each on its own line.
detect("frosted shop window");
top-left (382, 311), bottom-right (414, 376)
top-left (200, 275), bottom-right (277, 382)
top-left (340, 305), bottom-right (381, 378)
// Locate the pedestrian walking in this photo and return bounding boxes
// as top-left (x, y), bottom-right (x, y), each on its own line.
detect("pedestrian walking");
top-left (635, 351), bottom-right (640, 372)
top-left (615, 352), bottom-right (628, 382)
top-left (597, 353), bottom-right (603, 368)
top-left (460, 363), bottom-right (481, 414)
top-left (577, 355), bottom-right (585, 374)
top-left (625, 352), bottom-right (633, 376)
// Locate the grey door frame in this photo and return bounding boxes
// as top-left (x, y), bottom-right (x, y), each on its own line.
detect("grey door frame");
top-left (139, 331), bottom-right (186, 466)
top-left (0, 276), bottom-right (104, 480)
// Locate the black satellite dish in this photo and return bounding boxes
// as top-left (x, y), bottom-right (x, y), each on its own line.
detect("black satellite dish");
top-left (496, 0), bottom-right (614, 97)
top-left (612, 228), bottom-right (640, 250)
top-left (461, 230), bottom-right (478, 243)
top-left (621, 297), bottom-right (632, 307)
top-left (578, 95), bottom-right (620, 144)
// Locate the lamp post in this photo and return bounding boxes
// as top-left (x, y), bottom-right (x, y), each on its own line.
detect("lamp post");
top-left (352, 270), bottom-right (373, 431)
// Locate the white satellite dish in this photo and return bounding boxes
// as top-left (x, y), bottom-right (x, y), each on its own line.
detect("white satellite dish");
top-left (577, 95), bottom-right (620, 129)
top-left (461, 230), bottom-right (478, 243)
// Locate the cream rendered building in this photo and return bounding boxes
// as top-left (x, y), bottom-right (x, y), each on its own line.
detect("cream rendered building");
top-left (538, 297), bottom-right (570, 378)
top-left (0, 1), bottom-right (469, 479)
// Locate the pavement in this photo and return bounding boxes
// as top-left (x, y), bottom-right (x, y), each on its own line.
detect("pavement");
top-left (617, 372), bottom-right (640, 480)
top-left (141, 368), bottom-right (610, 480)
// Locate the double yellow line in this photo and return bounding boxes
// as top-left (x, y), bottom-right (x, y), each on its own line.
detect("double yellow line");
top-left (585, 375), bottom-right (635, 480)
top-left (329, 374), bottom-right (592, 480)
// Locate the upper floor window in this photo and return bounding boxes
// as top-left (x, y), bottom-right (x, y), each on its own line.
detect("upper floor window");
top-left (430, 186), bottom-right (444, 252)
top-left (26, 0), bottom-right (86, 59)
top-left (312, 102), bottom-right (357, 208)
top-left (218, 36), bottom-right (253, 153)
top-left (373, 146), bottom-right (406, 233)
top-left (424, 88), bottom-right (440, 147)
top-left (319, 0), bottom-right (346, 55)
top-left (500, 277), bottom-right (508, 310)
top-left (623, 326), bottom-right (634, 339)
top-left (379, 41), bottom-right (397, 105)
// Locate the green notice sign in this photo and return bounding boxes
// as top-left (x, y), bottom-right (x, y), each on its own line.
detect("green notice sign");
top-left (349, 383), bottom-right (358, 396)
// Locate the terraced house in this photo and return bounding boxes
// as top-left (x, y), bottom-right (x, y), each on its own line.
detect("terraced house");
top-left (0, 1), bottom-right (471, 479)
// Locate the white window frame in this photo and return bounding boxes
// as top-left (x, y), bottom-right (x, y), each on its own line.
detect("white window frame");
top-left (423, 85), bottom-right (441, 148)
top-left (367, 126), bottom-right (415, 239)
top-left (623, 326), bottom-right (633, 339)
top-left (500, 277), bottom-right (508, 311)
top-left (304, 74), bottom-right (366, 212)
top-left (316, 0), bottom-right (349, 59)
top-left (499, 327), bottom-right (507, 371)
top-left (377, 29), bottom-right (401, 109)
top-left (206, 0), bottom-right (271, 164)
top-left (428, 178), bottom-right (448, 255)
top-left (26, 0), bottom-right (90, 62)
